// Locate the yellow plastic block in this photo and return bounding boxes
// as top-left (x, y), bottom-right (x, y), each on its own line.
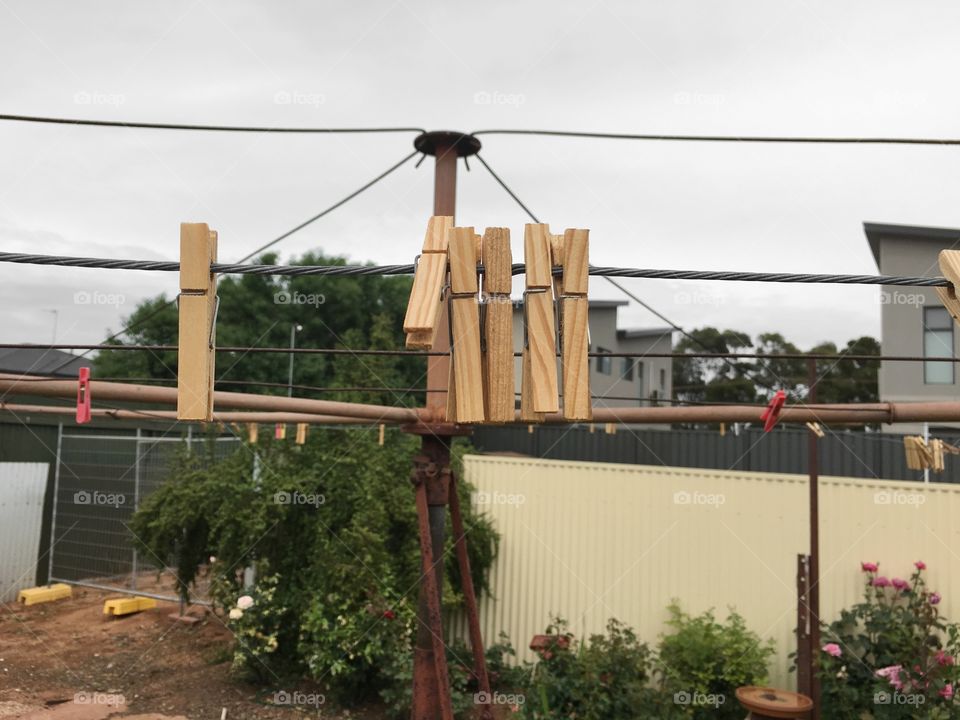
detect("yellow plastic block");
top-left (103, 596), bottom-right (158, 616)
top-left (17, 583), bottom-right (72, 606)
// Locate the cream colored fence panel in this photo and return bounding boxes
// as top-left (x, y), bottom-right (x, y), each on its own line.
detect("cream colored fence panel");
top-left (0, 462), bottom-right (48, 602)
top-left (456, 455), bottom-right (960, 688)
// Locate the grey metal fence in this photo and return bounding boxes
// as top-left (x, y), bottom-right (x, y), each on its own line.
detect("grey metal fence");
top-left (49, 428), bottom-right (242, 603)
top-left (473, 425), bottom-right (960, 483)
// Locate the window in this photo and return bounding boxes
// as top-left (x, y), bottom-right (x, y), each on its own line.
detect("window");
top-left (621, 358), bottom-right (634, 381)
top-left (659, 368), bottom-right (667, 394)
top-left (924, 307), bottom-right (954, 384)
top-left (596, 347), bottom-right (612, 374)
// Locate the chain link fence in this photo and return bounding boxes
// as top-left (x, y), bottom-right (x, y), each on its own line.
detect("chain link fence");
top-left (48, 429), bottom-right (242, 604)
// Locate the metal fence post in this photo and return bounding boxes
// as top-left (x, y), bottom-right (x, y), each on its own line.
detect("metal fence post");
top-left (131, 428), bottom-right (141, 590)
top-left (46, 422), bottom-right (63, 586)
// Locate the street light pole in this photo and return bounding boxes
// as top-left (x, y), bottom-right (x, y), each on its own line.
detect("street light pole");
top-left (288, 323), bottom-right (302, 397)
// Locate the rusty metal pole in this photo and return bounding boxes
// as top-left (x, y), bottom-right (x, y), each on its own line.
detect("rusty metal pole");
top-left (807, 358), bottom-right (821, 718)
top-left (409, 131), bottom-right (482, 720)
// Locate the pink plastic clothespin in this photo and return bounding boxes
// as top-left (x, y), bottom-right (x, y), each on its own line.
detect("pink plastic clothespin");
top-left (275, 423), bottom-right (286, 440)
top-left (76, 367), bottom-right (92, 424)
top-left (761, 390), bottom-right (786, 432)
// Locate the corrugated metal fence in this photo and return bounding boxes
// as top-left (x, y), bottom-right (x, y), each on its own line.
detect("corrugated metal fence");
top-left (473, 425), bottom-right (955, 483)
top-left (0, 463), bottom-right (48, 602)
top-left (457, 455), bottom-right (960, 689)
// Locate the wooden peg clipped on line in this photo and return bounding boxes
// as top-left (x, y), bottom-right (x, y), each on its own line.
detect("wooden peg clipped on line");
top-left (378, 423), bottom-right (385, 446)
top-left (522, 224), bottom-right (559, 415)
top-left (560, 228), bottom-right (591, 421)
top-left (481, 227), bottom-right (514, 423)
top-left (937, 250), bottom-right (960, 323)
top-left (247, 422), bottom-right (258, 444)
top-left (177, 223), bottom-right (218, 421)
top-left (295, 423), bottom-right (308, 445)
top-left (447, 226), bottom-right (485, 423)
top-left (404, 216), bottom-right (454, 349)
top-left (805, 422), bottom-right (825, 438)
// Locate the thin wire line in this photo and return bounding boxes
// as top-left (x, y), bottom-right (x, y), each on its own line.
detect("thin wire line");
top-left (470, 128), bottom-right (960, 146)
top-left (0, 253), bottom-right (948, 287)
top-left (0, 113), bottom-right (426, 135)
top-left (234, 149), bottom-right (421, 263)
top-left (0, 343), bottom-right (946, 363)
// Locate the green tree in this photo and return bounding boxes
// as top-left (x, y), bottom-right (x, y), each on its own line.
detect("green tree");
top-left (94, 251), bottom-right (424, 404)
top-left (808, 336), bottom-right (880, 404)
top-left (672, 328), bottom-right (756, 404)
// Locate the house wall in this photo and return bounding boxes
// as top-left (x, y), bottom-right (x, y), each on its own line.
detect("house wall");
top-left (878, 236), bottom-right (960, 431)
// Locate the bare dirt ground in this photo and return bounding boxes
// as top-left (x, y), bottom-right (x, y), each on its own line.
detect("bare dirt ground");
top-left (0, 582), bottom-right (386, 720)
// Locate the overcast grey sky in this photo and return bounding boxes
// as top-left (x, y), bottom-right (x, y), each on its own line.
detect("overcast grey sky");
top-left (2, 1), bottom-right (959, 350)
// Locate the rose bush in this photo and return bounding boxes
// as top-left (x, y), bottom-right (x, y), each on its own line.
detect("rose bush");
top-left (818, 561), bottom-right (960, 719)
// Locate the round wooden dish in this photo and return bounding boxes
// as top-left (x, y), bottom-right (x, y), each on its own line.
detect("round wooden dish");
top-left (735, 686), bottom-right (814, 719)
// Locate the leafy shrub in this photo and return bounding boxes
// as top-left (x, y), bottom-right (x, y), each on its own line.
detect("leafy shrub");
top-left (130, 429), bottom-right (498, 704)
top-left (520, 617), bottom-right (657, 719)
top-left (818, 561), bottom-right (960, 719)
top-left (656, 602), bottom-right (775, 719)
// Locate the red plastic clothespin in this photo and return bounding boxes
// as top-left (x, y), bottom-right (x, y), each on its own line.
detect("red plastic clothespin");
top-left (761, 390), bottom-right (786, 432)
top-left (275, 423), bottom-right (286, 440)
top-left (76, 367), bottom-right (92, 424)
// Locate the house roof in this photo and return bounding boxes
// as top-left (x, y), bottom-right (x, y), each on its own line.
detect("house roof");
top-left (617, 327), bottom-right (674, 340)
top-left (0, 348), bottom-right (89, 377)
top-left (864, 221), bottom-right (960, 268)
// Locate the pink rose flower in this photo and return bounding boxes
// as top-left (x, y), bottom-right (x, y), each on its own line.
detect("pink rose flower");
top-left (861, 561), bottom-right (879, 573)
top-left (876, 665), bottom-right (904, 691)
top-left (941, 683), bottom-right (954, 700)
top-left (822, 643), bottom-right (842, 658)
top-left (873, 576), bottom-right (891, 588)
top-left (930, 592), bottom-right (942, 605)
top-left (915, 561), bottom-right (926, 570)
top-left (936, 650), bottom-right (955, 667)
top-left (892, 578), bottom-right (910, 591)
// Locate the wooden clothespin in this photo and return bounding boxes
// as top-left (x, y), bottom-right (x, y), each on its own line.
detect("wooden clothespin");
top-left (76, 367), bottom-right (91, 424)
top-left (481, 227), bottom-right (514, 423)
top-left (605, 422), bottom-right (616, 435)
top-left (177, 223), bottom-right (218, 421)
top-left (247, 422), bottom-right (258, 444)
top-left (521, 224), bottom-right (559, 415)
top-left (931, 438), bottom-right (945, 472)
top-left (275, 423), bottom-right (286, 440)
top-left (378, 423), bottom-right (385, 446)
top-left (447, 226), bottom-right (485, 423)
top-left (805, 421), bottom-right (825, 438)
top-left (904, 436), bottom-right (933, 470)
top-left (295, 423), bottom-right (308, 445)
top-left (589, 423), bottom-right (596, 434)
top-left (560, 228), bottom-right (590, 421)
top-left (937, 250), bottom-right (960, 322)
top-left (404, 216), bottom-right (454, 349)
top-left (719, 422), bottom-right (726, 437)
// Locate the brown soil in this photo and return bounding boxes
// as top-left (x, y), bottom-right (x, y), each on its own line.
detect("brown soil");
top-left (0, 583), bottom-right (387, 720)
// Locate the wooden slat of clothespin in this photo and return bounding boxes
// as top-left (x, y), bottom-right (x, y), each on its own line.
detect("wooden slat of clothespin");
top-left (378, 423), bottom-right (385, 446)
top-left (519, 348), bottom-right (544, 422)
top-left (404, 216), bottom-right (454, 349)
top-left (932, 438), bottom-right (945, 472)
top-left (937, 250), bottom-right (960, 323)
top-left (522, 224), bottom-right (559, 414)
top-left (247, 422), bottom-right (258, 444)
top-left (605, 422), bottom-right (616, 435)
top-left (805, 422), bottom-right (825, 438)
top-left (295, 423), bottom-right (308, 445)
top-left (561, 228), bottom-right (590, 421)
top-left (177, 223), bottom-right (217, 421)
top-left (481, 228), bottom-right (514, 423)
top-left (448, 227), bottom-right (485, 423)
